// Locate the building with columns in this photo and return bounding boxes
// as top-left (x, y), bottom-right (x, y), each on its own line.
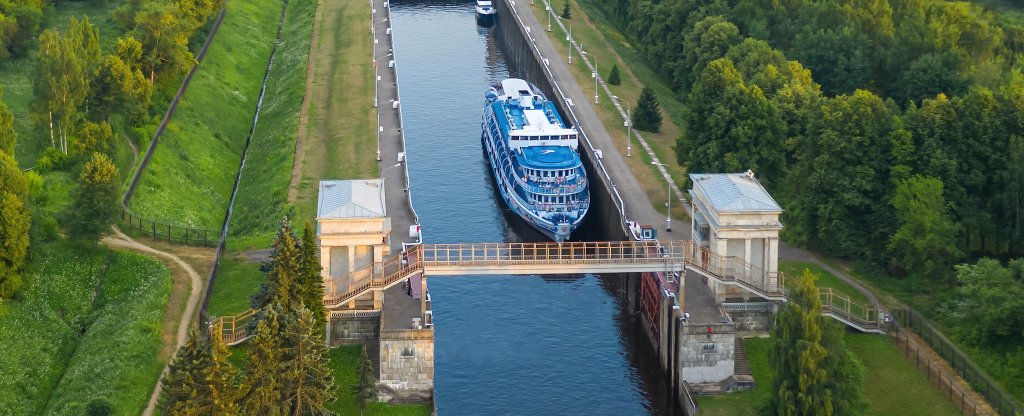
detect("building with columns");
top-left (317, 179), bottom-right (392, 310)
top-left (688, 171), bottom-right (783, 301)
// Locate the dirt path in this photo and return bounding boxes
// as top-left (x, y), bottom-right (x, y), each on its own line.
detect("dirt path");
top-left (288, 0), bottom-right (324, 203)
top-left (101, 227), bottom-right (203, 416)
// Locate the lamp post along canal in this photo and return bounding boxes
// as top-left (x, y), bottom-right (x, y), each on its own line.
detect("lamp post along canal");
top-left (582, 49), bottom-right (598, 104)
top-left (567, 24), bottom-right (572, 64)
top-left (546, 5), bottom-right (552, 31)
top-left (651, 162), bottom-right (672, 232)
top-left (613, 95), bottom-right (631, 157)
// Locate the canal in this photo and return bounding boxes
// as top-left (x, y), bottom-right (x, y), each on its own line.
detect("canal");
top-left (391, 1), bottom-right (680, 414)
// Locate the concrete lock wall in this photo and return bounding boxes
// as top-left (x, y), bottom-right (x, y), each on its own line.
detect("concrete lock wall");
top-left (727, 310), bottom-right (772, 332)
top-left (330, 315), bottom-right (380, 342)
top-left (379, 330), bottom-right (435, 397)
top-left (678, 330), bottom-right (736, 383)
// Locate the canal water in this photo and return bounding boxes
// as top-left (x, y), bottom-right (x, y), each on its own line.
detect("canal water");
top-left (391, 1), bottom-right (679, 414)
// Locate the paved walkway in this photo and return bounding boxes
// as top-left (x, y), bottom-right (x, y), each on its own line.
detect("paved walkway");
top-left (373, 0), bottom-right (425, 324)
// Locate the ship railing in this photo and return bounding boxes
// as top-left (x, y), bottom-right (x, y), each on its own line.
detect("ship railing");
top-left (518, 177), bottom-right (588, 195)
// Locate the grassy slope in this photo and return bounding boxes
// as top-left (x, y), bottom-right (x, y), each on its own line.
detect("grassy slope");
top-left (229, 0), bottom-right (316, 248)
top-left (205, 254), bottom-right (264, 318)
top-left (129, 0), bottom-right (284, 228)
top-left (327, 346), bottom-right (432, 416)
top-left (0, 242), bottom-right (171, 414)
top-left (526, 0), bottom-right (691, 220)
top-left (698, 334), bottom-right (959, 416)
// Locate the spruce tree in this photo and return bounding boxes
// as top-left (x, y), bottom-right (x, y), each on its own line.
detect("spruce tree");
top-left (159, 327), bottom-right (212, 413)
top-left (205, 329), bottom-right (241, 415)
top-left (356, 346), bottom-right (377, 416)
top-left (240, 307), bottom-right (285, 415)
top-left (252, 219), bottom-right (300, 311)
top-left (66, 152), bottom-right (119, 242)
top-left (561, 1), bottom-right (571, 19)
top-left (281, 307), bottom-right (336, 415)
top-left (299, 222), bottom-right (327, 330)
top-left (632, 86), bottom-right (662, 132)
top-left (608, 64), bottom-right (621, 85)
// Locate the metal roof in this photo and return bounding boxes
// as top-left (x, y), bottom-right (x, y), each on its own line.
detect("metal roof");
top-left (317, 179), bottom-right (386, 219)
top-left (689, 171), bottom-right (782, 213)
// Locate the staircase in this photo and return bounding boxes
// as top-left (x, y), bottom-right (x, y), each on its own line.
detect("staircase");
top-left (733, 337), bottom-right (752, 377)
top-left (365, 342), bottom-right (381, 379)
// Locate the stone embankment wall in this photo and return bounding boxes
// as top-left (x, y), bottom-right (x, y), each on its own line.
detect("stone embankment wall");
top-left (379, 329), bottom-right (435, 400)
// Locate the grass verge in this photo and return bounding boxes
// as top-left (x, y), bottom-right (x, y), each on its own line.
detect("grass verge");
top-left (0, 241), bottom-right (171, 415)
top-left (129, 0), bottom-right (285, 228)
top-left (292, 0), bottom-right (377, 225)
top-left (205, 255), bottom-right (264, 318)
top-left (696, 334), bottom-right (959, 416)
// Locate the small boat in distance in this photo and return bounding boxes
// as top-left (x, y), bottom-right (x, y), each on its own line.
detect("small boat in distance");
top-left (481, 78), bottom-right (590, 242)
top-left (476, 0), bottom-right (496, 24)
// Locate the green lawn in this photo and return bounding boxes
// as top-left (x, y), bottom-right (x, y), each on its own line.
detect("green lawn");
top-left (0, 241), bottom-right (171, 415)
top-left (129, 0), bottom-right (286, 229)
top-left (228, 0), bottom-right (316, 248)
top-left (696, 334), bottom-right (959, 416)
top-left (327, 346), bottom-right (432, 416)
top-left (779, 260), bottom-right (870, 304)
top-left (205, 255), bottom-right (264, 318)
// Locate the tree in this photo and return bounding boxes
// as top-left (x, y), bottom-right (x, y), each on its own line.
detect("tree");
top-left (240, 307), bottom-right (285, 416)
top-left (561, 1), bottom-right (571, 19)
top-left (0, 0), bottom-right (45, 59)
top-left (951, 258), bottom-right (1024, 344)
top-left (90, 49), bottom-right (152, 122)
top-left (678, 58), bottom-right (785, 181)
top-left (85, 398), bottom-right (113, 416)
top-left (355, 345), bottom-right (377, 416)
top-left (769, 270), bottom-right (863, 416)
top-left (252, 219), bottom-right (301, 311)
top-left (281, 307), bottom-right (335, 415)
top-left (0, 191), bottom-right (30, 299)
top-left (0, 83), bottom-right (16, 155)
top-left (160, 327), bottom-right (213, 413)
top-left (33, 29), bottom-right (86, 154)
top-left (74, 120), bottom-right (115, 158)
top-left (204, 330), bottom-right (241, 415)
top-left (66, 152), bottom-right (119, 242)
top-left (299, 222), bottom-right (327, 330)
top-left (0, 150), bottom-right (27, 199)
top-left (632, 86), bottom-right (662, 132)
top-left (173, 0), bottom-right (220, 32)
top-left (887, 176), bottom-right (962, 279)
top-left (608, 64), bottom-right (621, 85)
top-left (679, 15), bottom-right (742, 87)
top-left (893, 52), bottom-right (968, 107)
top-left (134, 3), bottom-right (195, 86)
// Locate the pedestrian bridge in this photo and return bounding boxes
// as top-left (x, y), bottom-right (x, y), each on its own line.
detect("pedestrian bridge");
top-left (322, 240), bottom-right (787, 308)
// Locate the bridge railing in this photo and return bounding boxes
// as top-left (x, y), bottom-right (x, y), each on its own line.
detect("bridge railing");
top-left (683, 242), bottom-right (785, 297)
top-left (209, 308), bottom-right (257, 345)
top-left (418, 240), bottom-right (686, 264)
top-left (323, 246), bottom-right (424, 307)
top-left (818, 288), bottom-right (881, 331)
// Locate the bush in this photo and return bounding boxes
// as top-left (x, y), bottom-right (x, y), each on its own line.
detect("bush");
top-left (608, 64), bottom-right (621, 85)
top-left (35, 147), bottom-right (69, 173)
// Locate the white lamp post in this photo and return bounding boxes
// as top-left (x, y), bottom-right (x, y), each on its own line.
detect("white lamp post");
top-left (546, 5), bottom-right (552, 31)
top-left (651, 162), bottom-right (672, 232)
top-left (581, 50), bottom-right (598, 104)
top-left (613, 95), bottom-right (631, 157)
top-left (567, 24), bottom-right (572, 64)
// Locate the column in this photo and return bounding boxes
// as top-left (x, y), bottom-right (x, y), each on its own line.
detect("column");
top-left (320, 244), bottom-right (332, 295)
top-left (768, 237), bottom-right (779, 289)
top-left (347, 246), bottom-right (356, 273)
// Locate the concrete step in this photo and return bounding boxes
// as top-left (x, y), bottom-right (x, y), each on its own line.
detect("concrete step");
top-left (734, 337), bottom-right (753, 376)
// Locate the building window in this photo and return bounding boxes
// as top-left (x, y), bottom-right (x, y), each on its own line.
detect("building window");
top-left (402, 347), bottom-right (415, 357)
top-left (702, 342), bottom-right (716, 353)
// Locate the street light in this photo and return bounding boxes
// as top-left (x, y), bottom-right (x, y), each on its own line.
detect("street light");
top-left (581, 50), bottom-right (598, 104)
top-left (545, 5), bottom-right (552, 32)
top-left (613, 95), bottom-right (631, 157)
top-left (651, 162), bottom-right (672, 232)
top-left (566, 24), bottom-right (573, 64)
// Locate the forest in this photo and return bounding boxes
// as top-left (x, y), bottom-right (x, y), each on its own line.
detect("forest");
top-left (596, 0), bottom-right (1024, 398)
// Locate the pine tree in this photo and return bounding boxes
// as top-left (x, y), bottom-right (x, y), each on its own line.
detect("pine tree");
top-left (299, 222), bottom-right (327, 330)
top-left (0, 84), bottom-right (16, 155)
top-left (281, 307), bottom-right (336, 415)
top-left (0, 191), bottom-right (29, 299)
top-left (205, 329), bottom-right (241, 416)
top-left (240, 307), bottom-right (285, 415)
top-left (561, 1), bottom-right (571, 19)
top-left (159, 327), bottom-right (212, 413)
top-left (66, 152), bottom-right (119, 242)
top-left (355, 346), bottom-right (377, 416)
top-left (632, 86), bottom-right (662, 132)
top-left (769, 270), bottom-right (830, 416)
top-left (252, 219), bottom-right (300, 311)
top-left (608, 64), bottom-right (621, 85)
